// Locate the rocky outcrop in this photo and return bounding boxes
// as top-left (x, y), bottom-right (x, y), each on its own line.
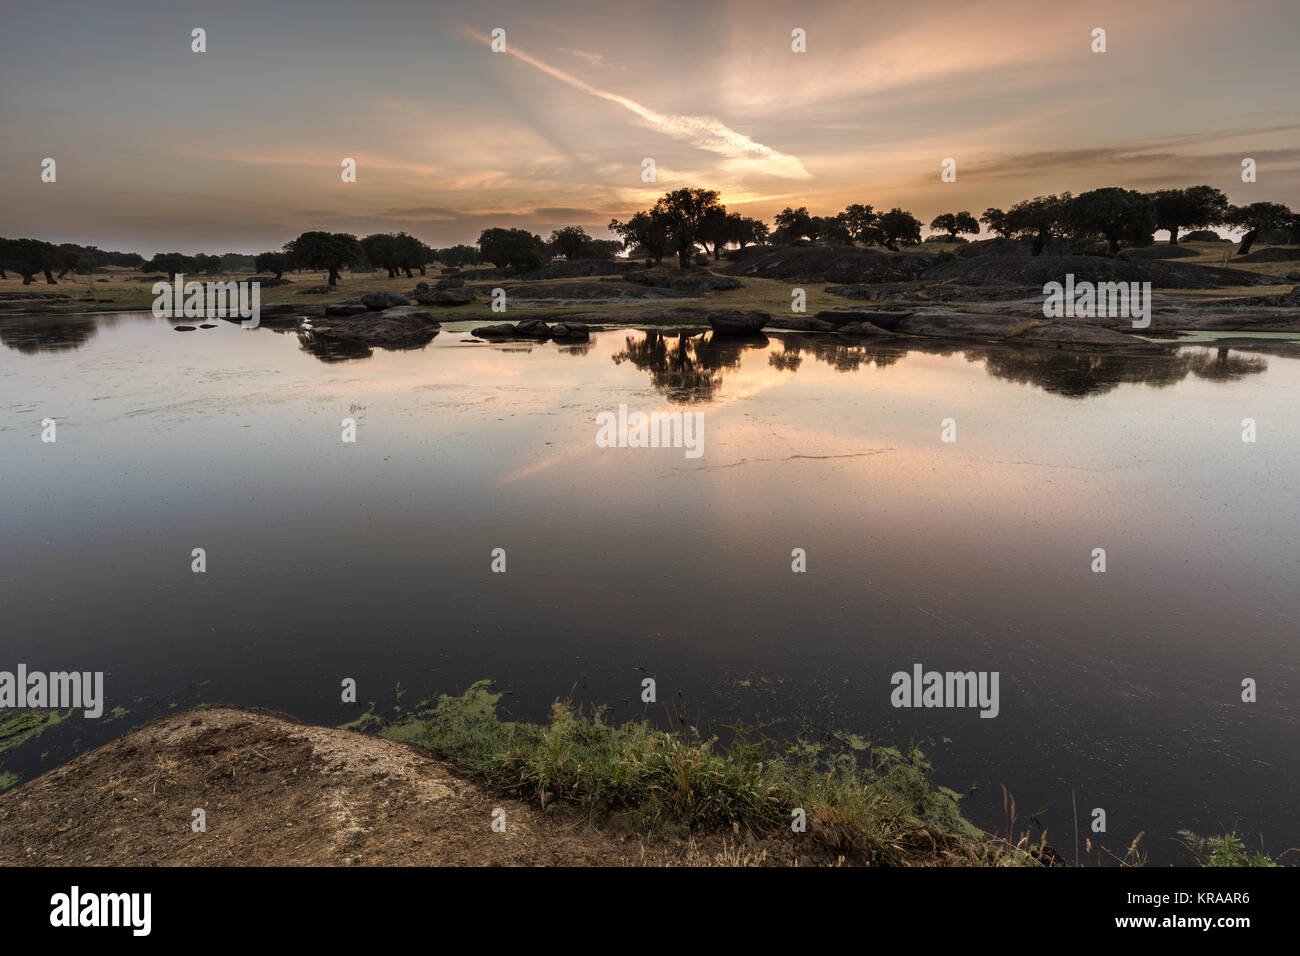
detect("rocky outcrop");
top-left (310, 307), bottom-right (440, 348)
top-left (707, 310), bottom-right (769, 334)
top-left (360, 291), bottom-right (410, 311)
top-left (625, 270), bottom-right (743, 292)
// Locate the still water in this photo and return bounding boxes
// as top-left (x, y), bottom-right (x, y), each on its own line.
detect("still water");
top-left (2, 311), bottom-right (1297, 863)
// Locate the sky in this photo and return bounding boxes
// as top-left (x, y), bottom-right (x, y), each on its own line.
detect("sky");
top-left (1, 0), bottom-right (1297, 255)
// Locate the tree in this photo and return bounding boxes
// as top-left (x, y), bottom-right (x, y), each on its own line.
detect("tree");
top-left (818, 213), bottom-right (853, 244)
top-left (1005, 193), bottom-right (1072, 255)
top-left (361, 233), bottom-right (402, 277)
top-left (608, 211), bottom-right (672, 264)
top-left (979, 208), bottom-right (1013, 239)
top-left (840, 204), bottom-right (880, 244)
top-left (653, 188), bottom-right (725, 267)
top-left (773, 206), bottom-right (814, 242)
top-left (1147, 186), bottom-right (1230, 245)
top-left (393, 232), bottom-right (431, 277)
top-left (284, 231), bottom-right (361, 287)
top-left (929, 211), bottom-right (980, 240)
top-left (726, 212), bottom-right (769, 250)
top-left (1, 237), bottom-right (62, 284)
top-left (875, 208), bottom-right (923, 251)
top-left (1226, 201), bottom-right (1294, 256)
top-left (255, 252), bottom-right (289, 279)
top-left (548, 226), bottom-right (593, 260)
top-left (478, 227), bottom-right (547, 272)
top-left (438, 244), bottom-right (482, 268)
top-left (1066, 188), bottom-right (1157, 253)
top-left (697, 206), bottom-right (731, 259)
top-left (143, 252), bottom-right (199, 275)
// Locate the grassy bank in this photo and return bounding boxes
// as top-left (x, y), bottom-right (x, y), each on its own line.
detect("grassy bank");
top-left (346, 681), bottom-right (1043, 865)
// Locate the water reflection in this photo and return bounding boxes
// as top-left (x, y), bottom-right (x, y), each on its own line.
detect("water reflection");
top-left (610, 330), bottom-right (768, 402)
top-left (0, 314), bottom-right (99, 354)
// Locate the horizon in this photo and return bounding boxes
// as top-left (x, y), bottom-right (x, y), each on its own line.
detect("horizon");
top-left (2, 0), bottom-right (1297, 255)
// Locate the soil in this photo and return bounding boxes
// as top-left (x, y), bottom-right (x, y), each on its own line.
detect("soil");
top-left (0, 707), bottom-right (834, 867)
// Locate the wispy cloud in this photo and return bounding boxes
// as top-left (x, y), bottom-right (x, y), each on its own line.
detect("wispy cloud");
top-left (472, 30), bottom-right (811, 180)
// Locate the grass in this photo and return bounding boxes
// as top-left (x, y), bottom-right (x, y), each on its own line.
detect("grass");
top-left (350, 680), bottom-right (1040, 866)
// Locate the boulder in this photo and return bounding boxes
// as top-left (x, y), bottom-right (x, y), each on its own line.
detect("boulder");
top-left (708, 310), bottom-right (769, 334)
top-left (298, 285), bottom-right (333, 294)
top-left (360, 291), bottom-right (409, 311)
top-left (514, 319), bottom-right (551, 337)
top-left (550, 321), bottom-right (590, 340)
top-left (416, 288), bottom-right (475, 306)
top-left (325, 303), bottom-right (369, 317)
top-left (310, 309), bottom-right (439, 348)
top-left (435, 277), bottom-right (466, 290)
top-left (626, 271), bottom-right (743, 293)
top-left (768, 316), bottom-right (836, 331)
top-left (470, 323), bottom-right (516, 338)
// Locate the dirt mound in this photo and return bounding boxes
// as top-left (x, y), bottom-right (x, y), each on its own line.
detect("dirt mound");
top-left (722, 245), bottom-right (936, 283)
top-left (921, 255), bottom-right (1265, 289)
top-left (1234, 246), bottom-right (1300, 263)
top-left (0, 707), bottom-right (833, 866)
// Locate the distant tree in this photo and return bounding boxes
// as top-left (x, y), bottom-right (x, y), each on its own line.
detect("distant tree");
top-left (583, 238), bottom-right (623, 260)
top-left (1005, 193), bottom-right (1073, 255)
top-left (1226, 201), bottom-right (1294, 256)
top-left (839, 204), bottom-right (880, 244)
top-left (697, 206), bottom-right (732, 259)
top-left (478, 227), bottom-right (548, 272)
top-left (1, 237), bottom-right (63, 284)
top-left (255, 251), bottom-right (289, 279)
top-left (393, 232), bottom-right (432, 276)
top-left (548, 225), bottom-right (594, 260)
top-left (979, 208), bottom-right (1013, 239)
top-left (818, 213), bottom-right (853, 244)
top-left (220, 252), bottom-right (257, 273)
top-left (609, 211), bottom-right (672, 264)
top-left (929, 211), bottom-right (980, 240)
top-left (1066, 188), bottom-right (1158, 253)
top-left (438, 244), bottom-right (482, 268)
top-left (773, 206), bottom-right (814, 242)
top-left (653, 188), bottom-right (725, 268)
top-left (725, 212), bottom-right (769, 250)
top-left (192, 253), bottom-right (223, 275)
top-left (1147, 186), bottom-right (1230, 245)
top-left (143, 252), bottom-right (199, 275)
top-left (875, 208), bottom-right (923, 251)
top-left (284, 231), bottom-right (361, 287)
top-left (360, 233), bottom-right (402, 277)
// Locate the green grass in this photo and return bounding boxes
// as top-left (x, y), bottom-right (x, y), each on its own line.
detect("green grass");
top-left (352, 680), bottom-right (1036, 865)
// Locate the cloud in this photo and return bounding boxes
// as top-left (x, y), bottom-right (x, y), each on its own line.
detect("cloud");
top-left (474, 30), bottom-right (811, 180)
top-left (557, 48), bottom-right (610, 69)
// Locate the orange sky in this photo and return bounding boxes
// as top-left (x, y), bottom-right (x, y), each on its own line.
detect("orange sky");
top-left (1, 0), bottom-right (1296, 253)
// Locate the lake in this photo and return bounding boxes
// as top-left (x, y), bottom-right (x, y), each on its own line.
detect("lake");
top-left (2, 311), bottom-right (1297, 864)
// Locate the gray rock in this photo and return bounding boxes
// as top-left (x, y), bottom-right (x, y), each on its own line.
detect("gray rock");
top-left (550, 321), bottom-right (590, 340)
top-left (325, 303), bottom-right (369, 317)
top-left (708, 310), bottom-right (769, 334)
top-left (435, 277), bottom-right (466, 290)
top-left (361, 291), bottom-right (409, 311)
top-left (416, 288), bottom-right (475, 306)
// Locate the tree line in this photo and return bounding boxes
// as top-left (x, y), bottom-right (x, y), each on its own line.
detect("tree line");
top-left (2, 185), bottom-right (1295, 287)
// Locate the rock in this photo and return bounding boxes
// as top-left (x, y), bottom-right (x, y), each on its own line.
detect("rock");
top-left (414, 281), bottom-right (430, 291)
top-left (435, 277), bottom-right (465, 290)
top-left (173, 325), bottom-right (196, 331)
top-left (626, 271), bottom-right (743, 293)
top-left (298, 285), bottom-right (332, 294)
top-left (514, 319), bottom-right (551, 337)
top-left (199, 324), bottom-right (217, 329)
top-left (309, 309), bottom-right (440, 348)
top-left (708, 310), bottom-right (769, 334)
top-left (470, 323), bottom-right (516, 338)
top-left (360, 291), bottom-right (409, 311)
top-left (768, 316), bottom-right (836, 331)
top-left (376, 307), bottom-right (439, 327)
top-left (1287, 271), bottom-right (1300, 282)
top-left (815, 309), bottom-right (913, 331)
top-left (836, 321), bottom-right (890, 335)
top-left (325, 303), bottom-right (369, 317)
top-left (550, 321), bottom-right (590, 340)
top-left (416, 288), bottom-right (475, 306)
top-left (260, 302), bottom-right (300, 317)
